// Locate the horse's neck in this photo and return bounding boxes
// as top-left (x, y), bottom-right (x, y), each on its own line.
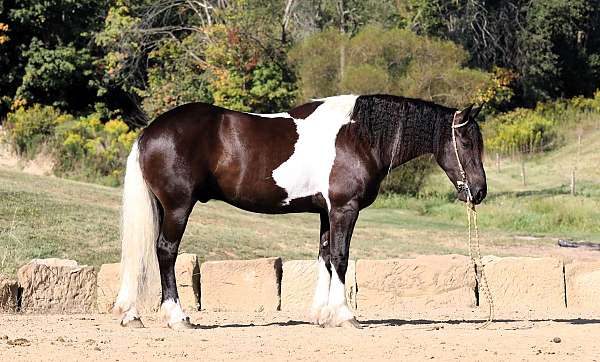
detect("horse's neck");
top-left (383, 115), bottom-right (440, 171)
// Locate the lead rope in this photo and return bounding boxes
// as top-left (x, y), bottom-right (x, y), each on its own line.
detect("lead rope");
top-left (452, 111), bottom-right (494, 329)
top-left (466, 203), bottom-right (494, 328)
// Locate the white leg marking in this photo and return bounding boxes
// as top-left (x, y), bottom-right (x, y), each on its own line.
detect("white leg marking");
top-left (310, 257), bottom-right (331, 323)
top-left (326, 267), bottom-right (354, 324)
top-left (121, 306), bottom-right (141, 324)
top-left (161, 299), bottom-right (189, 327)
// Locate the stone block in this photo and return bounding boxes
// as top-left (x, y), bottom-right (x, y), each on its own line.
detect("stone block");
top-left (18, 258), bottom-right (97, 313)
top-left (200, 258), bottom-right (282, 312)
top-left (356, 255), bottom-right (477, 313)
top-left (479, 256), bottom-right (565, 315)
top-left (565, 260), bottom-right (600, 312)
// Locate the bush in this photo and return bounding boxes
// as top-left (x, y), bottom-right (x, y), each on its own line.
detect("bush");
top-left (379, 156), bottom-right (436, 195)
top-left (4, 104), bottom-right (72, 157)
top-left (54, 116), bottom-right (138, 186)
top-left (483, 108), bottom-right (556, 155)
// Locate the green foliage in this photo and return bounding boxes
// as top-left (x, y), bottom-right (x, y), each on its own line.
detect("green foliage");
top-left (142, 36), bottom-right (212, 118)
top-left (4, 105), bottom-right (138, 186)
top-left (484, 91), bottom-right (600, 156)
top-left (53, 116), bottom-right (139, 186)
top-left (411, 0), bottom-right (600, 105)
top-left (4, 104), bottom-right (72, 157)
top-left (289, 28), bottom-right (346, 100)
top-left (202, 24), bottom-right (297, 113)
top-left (94, 2), bottom-right (142, 96)
top-left (379, 156), bottom-right (436, 196)
top-left (291, 25), bottom-right (492, 107)
top-left (475, 67), bottom-right (517, 115)
top-left (15, 39), bottom-right (97, 110)
top-left (483, 109), bottom-right (556, 155)
top-left (0, 0), bottom-right (105, 116)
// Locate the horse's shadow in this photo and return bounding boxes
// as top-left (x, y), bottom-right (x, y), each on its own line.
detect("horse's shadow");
top-left (359, 318), bottom-right (600, 326)
top-left (185, 318), bottom-right (600, 329)
top-left (185, 319), bottom-right (310, 330)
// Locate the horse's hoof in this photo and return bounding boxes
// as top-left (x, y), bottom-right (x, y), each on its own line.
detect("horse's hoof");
top-left (169, 318), bottom-right (196, 330)
top-left (341, 318), bottom-right (362, 329)
top-left (121, 317), bottom-right (145, 328)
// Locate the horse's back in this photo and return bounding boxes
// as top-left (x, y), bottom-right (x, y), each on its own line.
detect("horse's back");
top-left (138, 102), bottom-right (309, 211)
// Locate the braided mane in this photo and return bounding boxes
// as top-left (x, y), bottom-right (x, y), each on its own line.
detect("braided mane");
top-left (349, 94), bottom-right (454, 148)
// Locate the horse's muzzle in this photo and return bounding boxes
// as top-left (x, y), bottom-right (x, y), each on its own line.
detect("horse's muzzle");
top-left (469, 186), bottom-right (487, 205)
top-left (457, 186), bottom-right (486, 205)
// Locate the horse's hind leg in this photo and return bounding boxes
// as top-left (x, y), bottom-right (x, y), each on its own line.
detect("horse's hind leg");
top-left (156, 201), bottom-right (195, 329)
top-left (310, 212), bottom-right (332, 323)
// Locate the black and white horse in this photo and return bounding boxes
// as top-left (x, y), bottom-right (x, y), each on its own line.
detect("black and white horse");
top-left (113, 94), bottom-right (486, 329)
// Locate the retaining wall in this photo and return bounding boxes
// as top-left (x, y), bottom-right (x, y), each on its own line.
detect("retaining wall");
top-left (1, 255), bottom-right (597, 317)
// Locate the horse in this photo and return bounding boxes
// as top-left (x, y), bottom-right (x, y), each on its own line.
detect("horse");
top-left (113, 94), bottom-right (487, 329)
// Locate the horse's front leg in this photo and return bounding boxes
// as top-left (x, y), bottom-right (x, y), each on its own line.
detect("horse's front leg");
top-left (157, 205), bottom-right (194, 329)
top-left (318, 202), bottom-right (361, 328)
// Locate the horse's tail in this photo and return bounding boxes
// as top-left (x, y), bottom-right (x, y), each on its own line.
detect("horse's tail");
top-left (114, 140), bottom-right (160, 315)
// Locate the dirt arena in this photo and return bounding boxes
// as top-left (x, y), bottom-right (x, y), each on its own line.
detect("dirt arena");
top-left (2, 309), bottom-right (599, 361)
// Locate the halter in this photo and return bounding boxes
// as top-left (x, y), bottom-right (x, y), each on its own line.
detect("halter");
top-left (451, 111), bottom-right (473, 201)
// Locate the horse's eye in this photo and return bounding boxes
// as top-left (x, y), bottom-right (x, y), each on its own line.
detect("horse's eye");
top-left (461, 140), bottom-right (472, 149)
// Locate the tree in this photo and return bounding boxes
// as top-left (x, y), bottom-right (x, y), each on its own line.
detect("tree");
top-left (290, 25), bottom-right (492, 107)
top-left (409, 0), bottom-right (600, 105)
top-left (0, 0), bottom-right (106, 116)
top-left (96, 0), bottom-right (298, 120)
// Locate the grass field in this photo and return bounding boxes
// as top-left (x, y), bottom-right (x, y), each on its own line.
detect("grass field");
top-left (1, 127), bottom-right (599, 277)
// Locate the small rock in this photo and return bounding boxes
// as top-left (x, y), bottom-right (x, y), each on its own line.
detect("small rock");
top-left (94, 346), bottom-right (101, 351)
top-left (7, 338), bottom-right (30, 346)
top-left (57, 336), bottom-right (66, 342)
top-left (552, 337), bottom-right (562, 343)
top-left (1, 335), bottom-right (8, 340)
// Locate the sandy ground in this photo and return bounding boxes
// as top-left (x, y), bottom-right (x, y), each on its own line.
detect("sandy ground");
top-left (1, 310), bottom-right (599, 361)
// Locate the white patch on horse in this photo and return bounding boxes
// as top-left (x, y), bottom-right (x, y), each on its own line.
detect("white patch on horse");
top-left (271, 95), bottom-right (358, 210)
top-left (247, 112), bottom-right (292, 119)
top-left (310, 256), bottom-right (331, 320)
top-left (161, 299), bottom-right (188, 326)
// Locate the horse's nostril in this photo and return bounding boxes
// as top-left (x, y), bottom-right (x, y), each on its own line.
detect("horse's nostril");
top-left (474, 189), bottom-right (486, 202)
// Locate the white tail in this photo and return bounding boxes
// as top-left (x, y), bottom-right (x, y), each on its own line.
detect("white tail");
top-left (114, 141), bottom-right (161, 315)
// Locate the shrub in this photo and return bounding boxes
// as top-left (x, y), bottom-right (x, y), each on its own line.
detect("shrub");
top-left (54, 116), bottom-right (138, 186)
top-left (4, 104), bottom-right (72, 157)
top-left (379, 156), bottom-right (436, 195)
top-left (483, 108), bottom-right (556, 155)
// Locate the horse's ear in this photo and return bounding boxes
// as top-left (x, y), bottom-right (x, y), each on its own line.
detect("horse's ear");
top-left (453, 104), bottom-right (474, 123)
top-left (471, 103), bottom-right (484, 119)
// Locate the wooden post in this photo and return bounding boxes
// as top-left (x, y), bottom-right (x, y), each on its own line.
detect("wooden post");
top-left (571, 131), bottom-right (582, 196)
top-left (495, 153), bottom-right (500, 172)
top-left (520, 156), bottom-right (526, 187)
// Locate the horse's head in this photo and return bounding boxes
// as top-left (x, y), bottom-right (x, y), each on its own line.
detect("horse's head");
top-left (436, 105), bottom-right (487, 205)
